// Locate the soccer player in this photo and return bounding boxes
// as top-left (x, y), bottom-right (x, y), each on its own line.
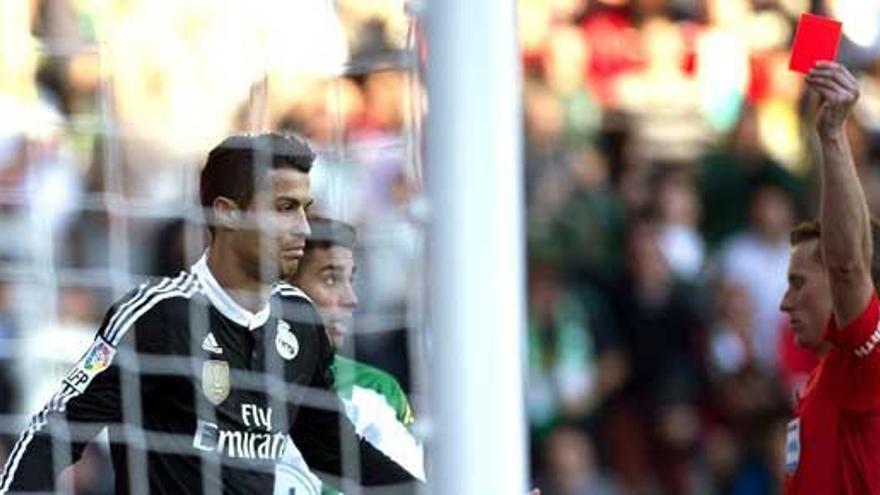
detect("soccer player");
top-left (0, 133), bottom-right (416, 494)
top-left (273, 217), bottom-right (424, 495)
top-left (779, 62), bottom-right (880, 493)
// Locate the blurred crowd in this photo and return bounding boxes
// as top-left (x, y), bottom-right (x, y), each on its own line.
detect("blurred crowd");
top-left (4, 0), bottom-right (880, 494)
top-left (524, 0), bottom-right (880, 494)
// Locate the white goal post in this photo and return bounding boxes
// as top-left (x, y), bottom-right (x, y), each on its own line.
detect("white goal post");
top-left (426, 0), bottom-right (528, 493)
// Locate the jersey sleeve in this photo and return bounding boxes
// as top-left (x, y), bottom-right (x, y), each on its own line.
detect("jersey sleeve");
top-left (376, 371), bottom-right (414, 428)
top-left (274, 436), bottom-right (324, 495)
top-left (339, 359), bottom-right (414, 427)
top-left (0, 283), bottom-right (159, 493)
top-left (822, 291), bottom-right (880, 411)
top-left (288, 308), bottom-right (417, 489)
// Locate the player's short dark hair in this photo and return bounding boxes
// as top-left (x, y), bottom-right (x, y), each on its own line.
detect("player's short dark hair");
top-left (306, 217), bottom-right (356, 250)
top-left (790, 218), bottom-right (880, 289)
top-left (199, 133), bottom-right (315, 210)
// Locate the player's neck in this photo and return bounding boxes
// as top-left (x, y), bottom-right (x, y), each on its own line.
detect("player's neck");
top-left (206, 243), bottom-right (270, 314)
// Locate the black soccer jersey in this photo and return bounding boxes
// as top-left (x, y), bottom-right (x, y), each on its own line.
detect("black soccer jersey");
top-left (0, 255), bottom-right (414, 494)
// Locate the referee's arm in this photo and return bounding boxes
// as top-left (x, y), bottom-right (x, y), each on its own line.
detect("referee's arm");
top-left (0, 296), bottom-right (135, 493)
top-left (809, 61), bottom-right (875, 327)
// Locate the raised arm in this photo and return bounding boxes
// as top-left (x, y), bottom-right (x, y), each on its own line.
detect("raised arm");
top-left (808, 61), bottom-right (874, 327)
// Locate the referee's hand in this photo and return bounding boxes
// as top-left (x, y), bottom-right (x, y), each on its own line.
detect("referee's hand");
top-left (806, 61), bottom-right (860, 136)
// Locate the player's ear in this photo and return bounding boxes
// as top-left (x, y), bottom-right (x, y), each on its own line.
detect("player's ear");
top-left (212, 196), bottom-right (242, 229)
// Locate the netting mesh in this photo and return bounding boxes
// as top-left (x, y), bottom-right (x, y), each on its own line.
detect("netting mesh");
top-left (0, 1), bottom-right (427, 493)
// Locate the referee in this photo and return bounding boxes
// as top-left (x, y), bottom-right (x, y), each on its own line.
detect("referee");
top-left (0, 133), bottom-right (416, 494)
top-left (779, 62), bottom-right (880, 494)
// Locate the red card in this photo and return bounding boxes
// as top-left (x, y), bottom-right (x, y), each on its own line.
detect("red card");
top-left (789, 13), bottom-right (842, 73)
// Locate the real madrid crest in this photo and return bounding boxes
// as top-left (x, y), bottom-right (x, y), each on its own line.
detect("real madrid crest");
top-left (202, 359), bottom-right (230, 405)
top-left (275, 320), bottom-right (299, 360)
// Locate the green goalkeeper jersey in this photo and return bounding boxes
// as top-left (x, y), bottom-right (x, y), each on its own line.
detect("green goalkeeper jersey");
top-left (321, 356), bottom-right (421, 495)
top-left (274, 356), bottom-right (424, 495)
top-left (331, 356), bottom-right (414, 426)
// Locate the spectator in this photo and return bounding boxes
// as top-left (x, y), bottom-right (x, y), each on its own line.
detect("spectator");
top-left (616, 16), bottom-right (712, 165)
top-left (527, 256), bottom-right (627, 440)
top-left (653, 170), bottom-right (706, 281)
top-left (698, 105), bottom-right (805, 248)
top-left (610, 215), bottom-right (706, 407)
top-left (606, 215), bottom-right (708, 495)
top-left (717, 181), bottom-right (795, 370)
top-left (708, 281), bottom-right (757, 376)
top-left (531, 146), bottom-right (626, 280)
top-left (538, 425), bottom-right (621, 495)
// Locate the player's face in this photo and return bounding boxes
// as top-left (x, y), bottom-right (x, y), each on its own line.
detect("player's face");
top-left (780, 240), bottom-right (833, 350)
top-left (238, 169), bottom-right (312, 281)
top-left (293, 245), bottom-right (358, 348)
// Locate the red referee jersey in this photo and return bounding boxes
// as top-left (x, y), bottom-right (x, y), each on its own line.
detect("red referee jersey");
top-left (785, 292), bottom-right (880, 494)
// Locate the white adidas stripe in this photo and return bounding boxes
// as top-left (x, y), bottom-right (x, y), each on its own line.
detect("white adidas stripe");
top-left (0, 382), bottom-right (81, 492)
top-left (0, 385), bottom-right (77, 493)
top-left (202, 332), bottom-right (222, 353)
top-left (101, 273), bottom-right (184, 343)
top-left (272, 284), bottom-right (314, 305)
top-left (0, 278), bottom-right (199, 493)
top-left (272, 282), bottom-right (304, 295)
top-left (2, 274), bottom-right (185, 490)
top-left (277, 289), bottom-right (305, 297)
top-left (106, 275), bottom-right (197, 346)
top-left (103, 272), bottom-right (191, 344)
